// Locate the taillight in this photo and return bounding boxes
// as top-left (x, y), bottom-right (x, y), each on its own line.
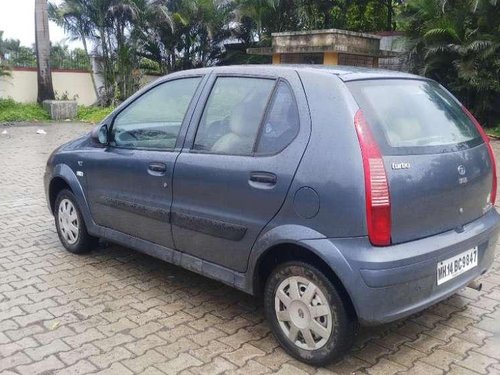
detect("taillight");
top-left (462, 106), bottom-right (497, 205)
top-left (354, 110), bottom-right (391, 246)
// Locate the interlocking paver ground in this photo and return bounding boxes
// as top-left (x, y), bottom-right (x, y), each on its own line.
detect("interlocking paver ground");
top-left (1, 122), bottom-right (500, 374)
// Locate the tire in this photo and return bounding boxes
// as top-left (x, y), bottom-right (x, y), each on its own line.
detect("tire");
top-left (264, 261), bottom-right (356, 366)
top-left (54, 189), bottom-right (98, 254)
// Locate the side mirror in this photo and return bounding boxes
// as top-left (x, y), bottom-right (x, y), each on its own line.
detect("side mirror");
top-left (91, 124), bottom-right (109, 145)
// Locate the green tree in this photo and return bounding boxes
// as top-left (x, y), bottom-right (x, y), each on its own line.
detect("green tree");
top-left (50, 0), bottom-right (148, 103)
top-left (49, 0), bottom-right (99, 97)
top-left (0, 31), bottom-right (12, 77)
top-left (256, 0), bottom-right (400, 34)
top-left (0, 32), bottom-right (37, 67)
top-left (234, 0), bottom-right (279, 41)
top-left (400, 0), bottom-right (500, 125)
top-left (134, 0), bottom-right (176, 74)
top-left (46, 0), bottom-right (407, 104)
top-left (134, 0), bottom-right (232, 72)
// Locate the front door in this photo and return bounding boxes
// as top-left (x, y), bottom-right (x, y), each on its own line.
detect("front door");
top-left (85, 76), bottom-right (204, 249)
top-left (171, 69), bottom-right (310, 271)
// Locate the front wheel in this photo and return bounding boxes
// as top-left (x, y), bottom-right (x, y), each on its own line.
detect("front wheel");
top-left (54, 189), bottom-right (98, 254)
top-left (264, 261), bottom-right (356, 366)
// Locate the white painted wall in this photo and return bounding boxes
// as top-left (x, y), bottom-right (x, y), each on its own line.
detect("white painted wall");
top-left (0, 68), bottom-right (97, 105)
top-left (0, 69), bottom-right (163, 106)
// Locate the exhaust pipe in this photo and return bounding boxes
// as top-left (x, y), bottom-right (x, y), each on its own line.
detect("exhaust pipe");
top-left (467, 280), bottom-right (482, 291)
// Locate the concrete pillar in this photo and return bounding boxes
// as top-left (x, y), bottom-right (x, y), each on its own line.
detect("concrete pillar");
top-left (272, 53), bottom-right (281, 64)
top-left (323, 52), bottom-right (339, 65)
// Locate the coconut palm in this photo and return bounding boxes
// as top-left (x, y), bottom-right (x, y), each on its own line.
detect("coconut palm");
top-left (35, 0), bottom-right (55, 103)
top-left (173, 0), bottom-right (232, 68)
top-left (134, 0), bottom-right (178, 73)
top-left (134, 0), bottom-right (232, 72)
top-left (234, 0), bottom-right (280, 41)
top-left (49, 0), bottom-right (99, 98)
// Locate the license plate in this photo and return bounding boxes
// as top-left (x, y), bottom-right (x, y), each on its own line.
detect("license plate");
top-left (437, 247), bottom-right (478, 285)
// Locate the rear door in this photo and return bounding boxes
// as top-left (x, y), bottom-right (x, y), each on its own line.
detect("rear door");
top-left (347, 79), bottom-right (494, 244)
top-left (171, 69), bottom-right (310, 272)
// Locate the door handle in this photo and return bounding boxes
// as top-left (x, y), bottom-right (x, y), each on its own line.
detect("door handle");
top-left (148, 162), bottom-right (167, 175)
top-left (249, 172), bottom-right (277, 186)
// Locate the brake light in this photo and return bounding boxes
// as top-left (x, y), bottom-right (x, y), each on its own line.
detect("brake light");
top-left (462, 106), bottom-right (497, 205)
top-left (354, 110), bottom-right (391, 246)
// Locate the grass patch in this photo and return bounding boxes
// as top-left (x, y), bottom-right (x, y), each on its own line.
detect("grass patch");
top-left (0, 98), bottom-right (50, 122)
top-left (0, 99), bottom-right (114, 124)
top-left (486, 126), bottom-right (500, 138)
top-left (77, 106), bottom-right (114, 124)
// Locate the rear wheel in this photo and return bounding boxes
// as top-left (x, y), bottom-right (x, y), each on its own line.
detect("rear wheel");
top-left (54, 189), bottom-right (98, 254)
top-left (264, 261), bottom-right (355, 366)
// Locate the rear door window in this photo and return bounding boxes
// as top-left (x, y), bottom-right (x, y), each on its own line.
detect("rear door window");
top-left (256, 81), bottom-right (299, 154)
top-left (193, 77), bottom-right (275, 155)
top-left (347, 79), bottom-right (481, 154)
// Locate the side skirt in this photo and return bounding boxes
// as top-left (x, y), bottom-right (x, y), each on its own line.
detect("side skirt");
top-left (92, 224), bottom-right (250, 294)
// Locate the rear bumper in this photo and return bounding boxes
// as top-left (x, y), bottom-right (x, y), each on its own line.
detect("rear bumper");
top-left (301, 209), bottom-right (500, 325)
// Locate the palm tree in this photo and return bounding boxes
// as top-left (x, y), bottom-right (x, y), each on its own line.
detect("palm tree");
top-left (172, 0), bottom-right (232, 68)
top-left (135, 0), bottom-right (176, 73)
top-left (35, 0), bottom-right (55, 103)
top-left (234, 0), bottom-right (280, 42)
top-left (49, 0), bottom-right (99, 98)
top-left (106, 0), bottom-right (141, 100)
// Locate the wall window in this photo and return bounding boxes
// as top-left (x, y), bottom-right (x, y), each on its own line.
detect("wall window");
top-left (111, 77), bottom-right (201, 150)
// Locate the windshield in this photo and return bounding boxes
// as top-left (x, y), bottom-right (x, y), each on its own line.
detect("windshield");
top-left (347, 79), bottom-right (481, 151)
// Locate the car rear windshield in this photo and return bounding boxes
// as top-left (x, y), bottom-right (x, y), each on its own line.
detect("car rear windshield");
top-left (347, 79), bottom-right (481, 153)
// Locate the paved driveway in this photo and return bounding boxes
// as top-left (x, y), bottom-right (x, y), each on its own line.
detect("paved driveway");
top-left (1, 123), bottom-right (500, 375)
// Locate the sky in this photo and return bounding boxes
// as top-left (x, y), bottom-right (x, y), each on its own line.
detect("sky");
top-left (0, 0), bottom-right (83, 48)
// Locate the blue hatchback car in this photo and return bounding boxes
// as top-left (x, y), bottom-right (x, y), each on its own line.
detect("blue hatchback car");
top-left (45, 65), bottom-right (500, 365)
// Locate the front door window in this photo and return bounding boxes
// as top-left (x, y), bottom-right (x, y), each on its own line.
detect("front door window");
top-left (111, 77), bottom-right (202, 150)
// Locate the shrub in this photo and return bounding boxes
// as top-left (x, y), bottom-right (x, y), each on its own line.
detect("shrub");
top-left (0, 99), bottom-right (50, 122)
top-left (76, 106), bottom-right (114, 124)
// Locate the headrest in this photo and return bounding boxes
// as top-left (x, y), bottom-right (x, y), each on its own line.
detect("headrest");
top-left (229, 101), bottom-right (263, 137)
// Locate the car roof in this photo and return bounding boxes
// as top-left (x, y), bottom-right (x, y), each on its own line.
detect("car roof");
top-left (171, 64), bottom-right (423, 82)
top-left (283, 64), bottom-right (422, 81)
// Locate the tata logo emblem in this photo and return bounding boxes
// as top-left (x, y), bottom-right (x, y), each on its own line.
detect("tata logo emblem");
top-left (458, 165), bottom-right (468, 184)
top-left (458, 165), bottom-right (466, 175)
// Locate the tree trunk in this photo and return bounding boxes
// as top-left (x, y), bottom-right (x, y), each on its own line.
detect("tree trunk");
top-left (386, 0), bottom-right (394, 31)
top-left (80, 30), bottom-right (99, 100)
top-left (117, 21), bottom-right (126, 101)
top-left (99, 26), bottom-right (110, 93)
top-left (35, 0), bottom-right (55, 103)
